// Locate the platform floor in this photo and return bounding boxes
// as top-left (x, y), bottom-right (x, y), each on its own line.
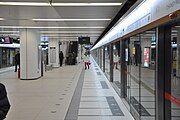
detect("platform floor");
top-left (0, 60), bottom-right (134, 120)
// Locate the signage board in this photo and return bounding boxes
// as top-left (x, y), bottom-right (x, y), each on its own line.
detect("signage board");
top-left (144, 47), bottom-right (150, 67)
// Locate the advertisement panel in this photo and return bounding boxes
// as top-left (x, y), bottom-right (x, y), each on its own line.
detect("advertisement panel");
top-left (144, 47), bottom-right (150, 67)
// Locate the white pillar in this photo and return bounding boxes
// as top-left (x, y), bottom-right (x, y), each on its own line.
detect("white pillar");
top-left (20, 28), bottom-right (41, 80)
top-left (77, 44), bottom-right (81, 63)
top-left (60, 41), bottom-right (68, 61)
top-left (48, 39), bottom-right (60, 67)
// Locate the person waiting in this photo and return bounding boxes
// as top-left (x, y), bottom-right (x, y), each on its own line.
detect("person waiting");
top-left (14, 51), bottom-right (20, 72)
top-left (59, 51), bottom-right (64, 67)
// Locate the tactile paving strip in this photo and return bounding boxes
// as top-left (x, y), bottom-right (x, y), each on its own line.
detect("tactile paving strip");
top-left (114, 81), bottom-right (121, 89)
top-left (130, 97), bottom-right (151, 116)
top-left (106, 96), bottom-right (124, 116)
top-left (96, 72), bottom-right (102, 75)
top-left (65, 70), bottom-right (85, 120)
top-left (100, 81), bottom-right (109, 89)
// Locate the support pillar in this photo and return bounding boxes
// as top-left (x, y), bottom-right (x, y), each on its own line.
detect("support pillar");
top-left (20, 28), bottom-right (41, 80)
top-left (60, 41), bottom-right (68, 64)
top-left (156, 26), bottom-right (171, 120)
top-left (48, 39), bottom-right (60, 67)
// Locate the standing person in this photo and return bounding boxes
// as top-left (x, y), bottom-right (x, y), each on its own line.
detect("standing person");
top-left (84, 54), bottom-right (90, 70)
top-left (113, 52), bottom-right (119, 69)
top-left (14, 51), bottom-right (20, 72)
top-left (0, 83), bottom-right (11, 120)
top-left (59, 51), bottom-right (64, 67)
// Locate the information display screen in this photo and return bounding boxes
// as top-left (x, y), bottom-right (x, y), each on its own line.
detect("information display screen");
top-left (0, 36), bottom-right (13, 44)
top-left (78, 36), bottom-right (90, 44)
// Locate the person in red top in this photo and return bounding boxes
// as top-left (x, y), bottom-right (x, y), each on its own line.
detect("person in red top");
top-left (84, 54), bottom-right (90, 70)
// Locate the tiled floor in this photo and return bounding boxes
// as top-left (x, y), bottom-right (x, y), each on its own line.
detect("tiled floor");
top-left (0, 58), bottom-right (134, 120)
top-left (0, 65), bottom-right (83, 120)
top-left (76, 58), bottom-right (134, 120)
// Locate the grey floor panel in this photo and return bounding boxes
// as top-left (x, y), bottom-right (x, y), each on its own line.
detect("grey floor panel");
top-left (65, 70), bottom-right (85, 120)
top-left (130, 97), bottom-right (151, 116)
top-left (96, 72), bottom-right (102, 75)
top-left (106, 96), bottom-right (124, 116)
top-left (114, 81), bottom-right (121, 89)
top-left (100, 81), bottom-right (109, 89)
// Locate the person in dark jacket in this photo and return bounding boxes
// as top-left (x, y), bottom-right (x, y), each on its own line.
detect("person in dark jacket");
top-left (14, 51), bottom-right (20, 72)
top-left (59, 51), bottom-right (64, 66)
top-left (0, 83), bottom-right (10, 120)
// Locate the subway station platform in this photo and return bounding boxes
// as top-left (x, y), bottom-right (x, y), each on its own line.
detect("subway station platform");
top-left (0, 57), bottom-right (134, 120)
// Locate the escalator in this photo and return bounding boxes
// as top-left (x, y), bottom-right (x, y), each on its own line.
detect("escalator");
top-left (66, 41), bottom-right (78, 65)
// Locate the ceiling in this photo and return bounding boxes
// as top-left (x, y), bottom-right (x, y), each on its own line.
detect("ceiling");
top-left (0, 0), bottom-right (126, 43)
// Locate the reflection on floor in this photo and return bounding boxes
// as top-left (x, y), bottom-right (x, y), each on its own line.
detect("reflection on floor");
top-left (112, 64), bottom-right (180, 120)
top-left (0, 59), bottom-right (134, 120)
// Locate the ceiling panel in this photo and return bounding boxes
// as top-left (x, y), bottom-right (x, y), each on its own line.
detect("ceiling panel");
top-left (0, 0), bottom-right (126, 43)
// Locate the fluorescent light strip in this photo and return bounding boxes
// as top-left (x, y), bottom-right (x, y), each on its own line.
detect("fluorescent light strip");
top-left (0, 18), bottom-right (4, 20)
top-left (0, 31), bottom-right (19, 33)
top-left (52, 3), bottom-right (122, 6)
top-left (40, 31), bottom-right (102, 34)
top-left (0, 26), bottom-right (104, 29)
top-left (32, 18), bottom-right (111, 21)
top-left (41, 35), bottom-right (99, 37)
top-left (49, 37), bottom-right (78, 39)
top-left (0, 2), bottom-right (121, 6)
top-left (0, 2), bottom-right (50, 6)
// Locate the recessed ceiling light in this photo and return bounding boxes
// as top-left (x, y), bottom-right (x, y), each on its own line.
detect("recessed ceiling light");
top-left (32, 18), bottom-right (111, 21)
top-left (0, 26), bottom-right (105, 29)
top-left (0, 2), bottom-right (122, 6)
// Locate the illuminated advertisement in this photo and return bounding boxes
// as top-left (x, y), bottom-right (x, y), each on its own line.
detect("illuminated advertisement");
top-left (144, 47), bottom-right (150, 67)
top-left (132, 47), bottom-right (135, 55)
top-left (125, 48), bottom-right (128, 62)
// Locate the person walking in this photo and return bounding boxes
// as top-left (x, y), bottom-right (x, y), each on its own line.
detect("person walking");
top-left (59, 51), bottom-right (64, 67)
top-left (84, 54), bottom-right (90, 70)
top-left (0, 83), bottom-right (11, 120)
top-left (14, 51), bottom-right (20, 72)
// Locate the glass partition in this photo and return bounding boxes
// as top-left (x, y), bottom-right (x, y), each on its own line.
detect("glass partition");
top-left (140, 29), bottom-right (156, 120)
top-left (171, 25), bottom-right (180, 120)
top-left (126, 29), bottom-right (156, 120)
top-left (113, 41), bottom-right (121, 91)
top-left (128, 35), bottom-right (141, 119)
top-left (105, 45), bottom-right (110, 79)
top-left (99, 48), bottom-right (104, 70)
